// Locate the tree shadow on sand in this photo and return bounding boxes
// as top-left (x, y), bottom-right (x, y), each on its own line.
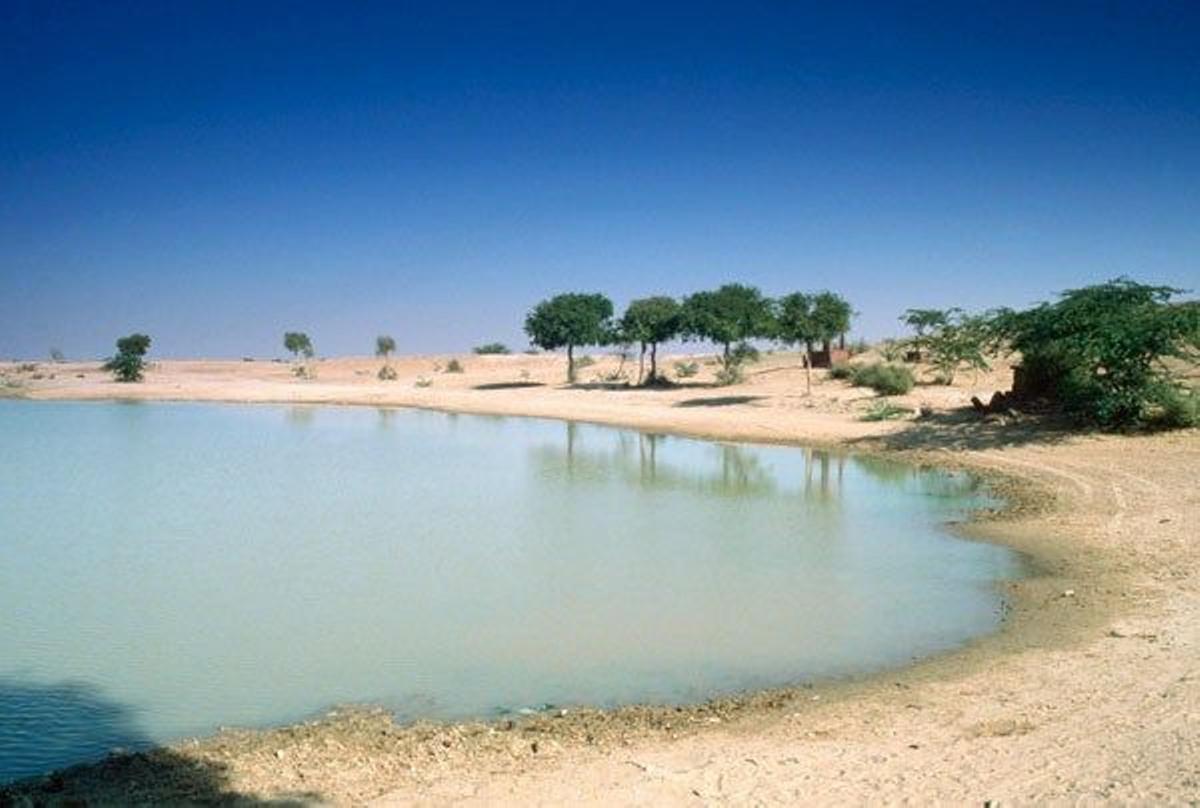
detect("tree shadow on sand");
top-left (853, 407), bottom-right (1085, 452)
top-left (0, 678), bottom-right (318, 806)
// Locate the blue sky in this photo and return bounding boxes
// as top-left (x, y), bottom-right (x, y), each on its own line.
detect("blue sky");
top-left (2, 1), bottom-right (1198, 359)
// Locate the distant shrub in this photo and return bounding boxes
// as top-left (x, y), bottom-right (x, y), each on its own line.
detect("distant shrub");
top-left (292, 365), bottom-right (314, 379)
top-left (415, 376), bottom-right (433, 387)
top-left (674, 360), bottom-right (700, 378)
top-left (378, 365), bottom-right (398, 381)
top-left (828, 361), bottom-right (855, 380)
top-left (879, 339), bottom-right (905, 362)
top-left (573, 355), bottom-right (595, 369)
top-left (730, 342), bottom-right (760, 365)
top-left (473, 342), bottom-right (510, 355)
top-left (860, 400), bottom-right (913, 421)
top-left (445, 359), bottom-right (464, 373)
top-left (49, 348), bottom-right (64, 363)
top-left (17, 363), bottom-right (38, 373)
top-left (714, 363), bottom-right (745, 386)
top-left (850, 362), bottom-right (915, 396)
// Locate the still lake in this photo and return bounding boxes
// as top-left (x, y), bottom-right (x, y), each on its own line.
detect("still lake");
top-left (0, 400), bottom-right (1019, 781)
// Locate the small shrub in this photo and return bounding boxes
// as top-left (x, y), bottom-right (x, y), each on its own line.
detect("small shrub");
top-left (730, 342), bottom-right (760, 365)
top-left (292, 364), bottom-right (314, 379)
top-left (828, 361), bottom-right (855, 380)
top-left (851, 362), bottom-right (915, 396)
top-left (674, 360), bottom-right (700, 378)
top-left (17, 363), bottom-right (37, 372)
top-left (879, 339), bottom-right (905, 362)
top-left (714, 363), bottom-right (745, 386)
top-left (860, 400), bottom-right (913, 421)
top-left (445, 359), bottom-right (464, 373)
top-left (473, 342), bottom-right (510, 355)
top-left (1151, 385), bottom-right (1199, 429)
top-left (573, 355), bottom-right (595, 369)
top-left (377, 365), bottom-right (398, 381)
top-left (415, 376), bottom-right (433, 388)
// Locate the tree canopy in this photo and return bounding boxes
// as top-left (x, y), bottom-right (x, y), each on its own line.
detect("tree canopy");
top-left (283, 332), bottom-right (314, 359)
top-left (524, 293), bottom-right (614, 381)
top-left (375, 335), bottom-right (396, 358)
top-left (104, 333), bottom-right (151, 382)
top-left (680, 284), bottom-right (774, 358)
top-left (811, 291), bottom-right (853, 349)
top-left (620, 296), bottom-right (682, 383)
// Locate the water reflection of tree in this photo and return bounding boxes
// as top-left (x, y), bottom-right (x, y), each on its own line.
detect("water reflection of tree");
top-left (533, 424), bottom-right (776, 497)
top-left (285, 406), bottom-right (315, 427)
top-left (801, 448), bottom-right (847, 504)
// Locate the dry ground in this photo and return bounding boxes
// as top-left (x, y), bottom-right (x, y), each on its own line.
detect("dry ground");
top-left (1, 351), bottom-right (1197, 805)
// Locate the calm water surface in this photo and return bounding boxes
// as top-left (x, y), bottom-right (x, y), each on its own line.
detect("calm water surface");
top-left (0, 400), bottom-right (1019, 781)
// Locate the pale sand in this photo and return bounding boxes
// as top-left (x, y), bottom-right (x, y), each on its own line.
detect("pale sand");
top-left (2, 352), bottom-right (1198, 805)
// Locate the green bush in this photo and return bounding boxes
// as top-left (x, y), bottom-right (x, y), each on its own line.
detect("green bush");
top-left (730, 342), bottom-right (760, 365)
top-left (377, 365), bottom-right (398, 381)
top-left (674, 360), bottom-right (700, 378)
top-left (992, 279), bottom-right (1200, 428)
top-left (1150, 385), bottom-right (1199, 429)
top-left (445, 359), bottom-right (464, 373)
top-left (850, 362), bottom-right (915, 395)
top-left (828, 361), bottom-right (855, 380)
top-left (473, 342), bottom-right (510, 355)
top-left (860, 400), bottom-right (913, 421)
top-left (713, 363), bottom-right (745, 386)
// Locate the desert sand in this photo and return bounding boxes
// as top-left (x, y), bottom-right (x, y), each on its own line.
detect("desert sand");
top-left (1, 351), bottom-right (1198, 805)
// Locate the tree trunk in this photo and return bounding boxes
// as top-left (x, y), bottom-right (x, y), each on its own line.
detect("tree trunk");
top-left (803, 350), bottom-right (812, 395)
top-left (637, 342), bottom-right (646, 386)
top-left (839, 333), bottom-right (846, 350)
top-left (567, 344), bottom-right (575, 383)
top-left (650, 343), bottom-right (658, 382)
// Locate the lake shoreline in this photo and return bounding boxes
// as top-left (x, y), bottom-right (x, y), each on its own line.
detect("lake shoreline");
top-left (3, 354), bottom-right (1197, 804)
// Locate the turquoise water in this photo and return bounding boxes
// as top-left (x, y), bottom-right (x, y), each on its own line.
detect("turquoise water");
top-left (0, 401), bottom-right (1019, 782)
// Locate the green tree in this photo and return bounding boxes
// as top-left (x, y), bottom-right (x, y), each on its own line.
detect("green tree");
top-left (103, 333), bottom-right (151, 382)
top-left (620, 296), bottom-right (682, 384)
top-left (283, 331), bottom-right (315, 378)
top-left (811, 291), bottom-right (854, 352)
top-left (376, 335), bottom-right (397, 380)
top-left (990, 278), bottom-right (1200, 427)
top-left (775, 292), bottom-right (820, 392)
top-left (680, 284), bottom-right (774, 365)
top-left (900, 308), bottom-right (953, 359)
top-left (524, 293), bottom-right (615, 382)
top-left (925, 313), bottom-right (991, 384)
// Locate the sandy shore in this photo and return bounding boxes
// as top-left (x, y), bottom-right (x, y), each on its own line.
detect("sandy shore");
top-left (2, 352), bottom-right (1198, 805)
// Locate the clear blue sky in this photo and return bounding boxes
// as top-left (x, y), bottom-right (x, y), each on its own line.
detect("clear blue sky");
top-left (2, 1), bottom-right (1197, 359)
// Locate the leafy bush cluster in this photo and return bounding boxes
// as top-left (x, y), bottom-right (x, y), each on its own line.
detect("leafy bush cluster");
top-left (832, 362), bottom-right (915, 396)
top-left (473, 342), bottom-right (511, 355)
top-left (990, 279), bottom-right (1199, 428)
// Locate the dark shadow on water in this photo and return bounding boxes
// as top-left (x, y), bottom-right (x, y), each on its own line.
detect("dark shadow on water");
top-left (852, 408), bottom-right (1083, 452)
top-left (472, 381), bottom-right (545, 390)
top-left (0, 678), bottom-right (317, 805)
top-left (675, 395), bottom-right (765, 408)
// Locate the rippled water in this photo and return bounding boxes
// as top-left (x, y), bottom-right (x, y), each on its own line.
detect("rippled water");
top-left (0, 400), bottom-right (1019, 781)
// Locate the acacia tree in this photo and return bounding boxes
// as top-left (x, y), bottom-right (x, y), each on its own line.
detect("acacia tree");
top-left (283, 331), bottom-right (314, 378)
top-left (925, 313), bottom-right (991, 384)
top-left (620, 296), bottom-right (681, 384)
top-left (900, 308), bottom-right (953, 359)
top-left (104, 333), bottom-right (152, 382)
top-left (775, 293), bottom-right (820, 393)
top-left (812, 291), bottom-right (854, 352)
top-left (524, 293), bottom-right (614, 382)
top-left (680, 284), bottom-right (774, 365)
top-left (376, 334), bottom-right (397, 380)
top-left (990, 278), bottom-right (1200, 427)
